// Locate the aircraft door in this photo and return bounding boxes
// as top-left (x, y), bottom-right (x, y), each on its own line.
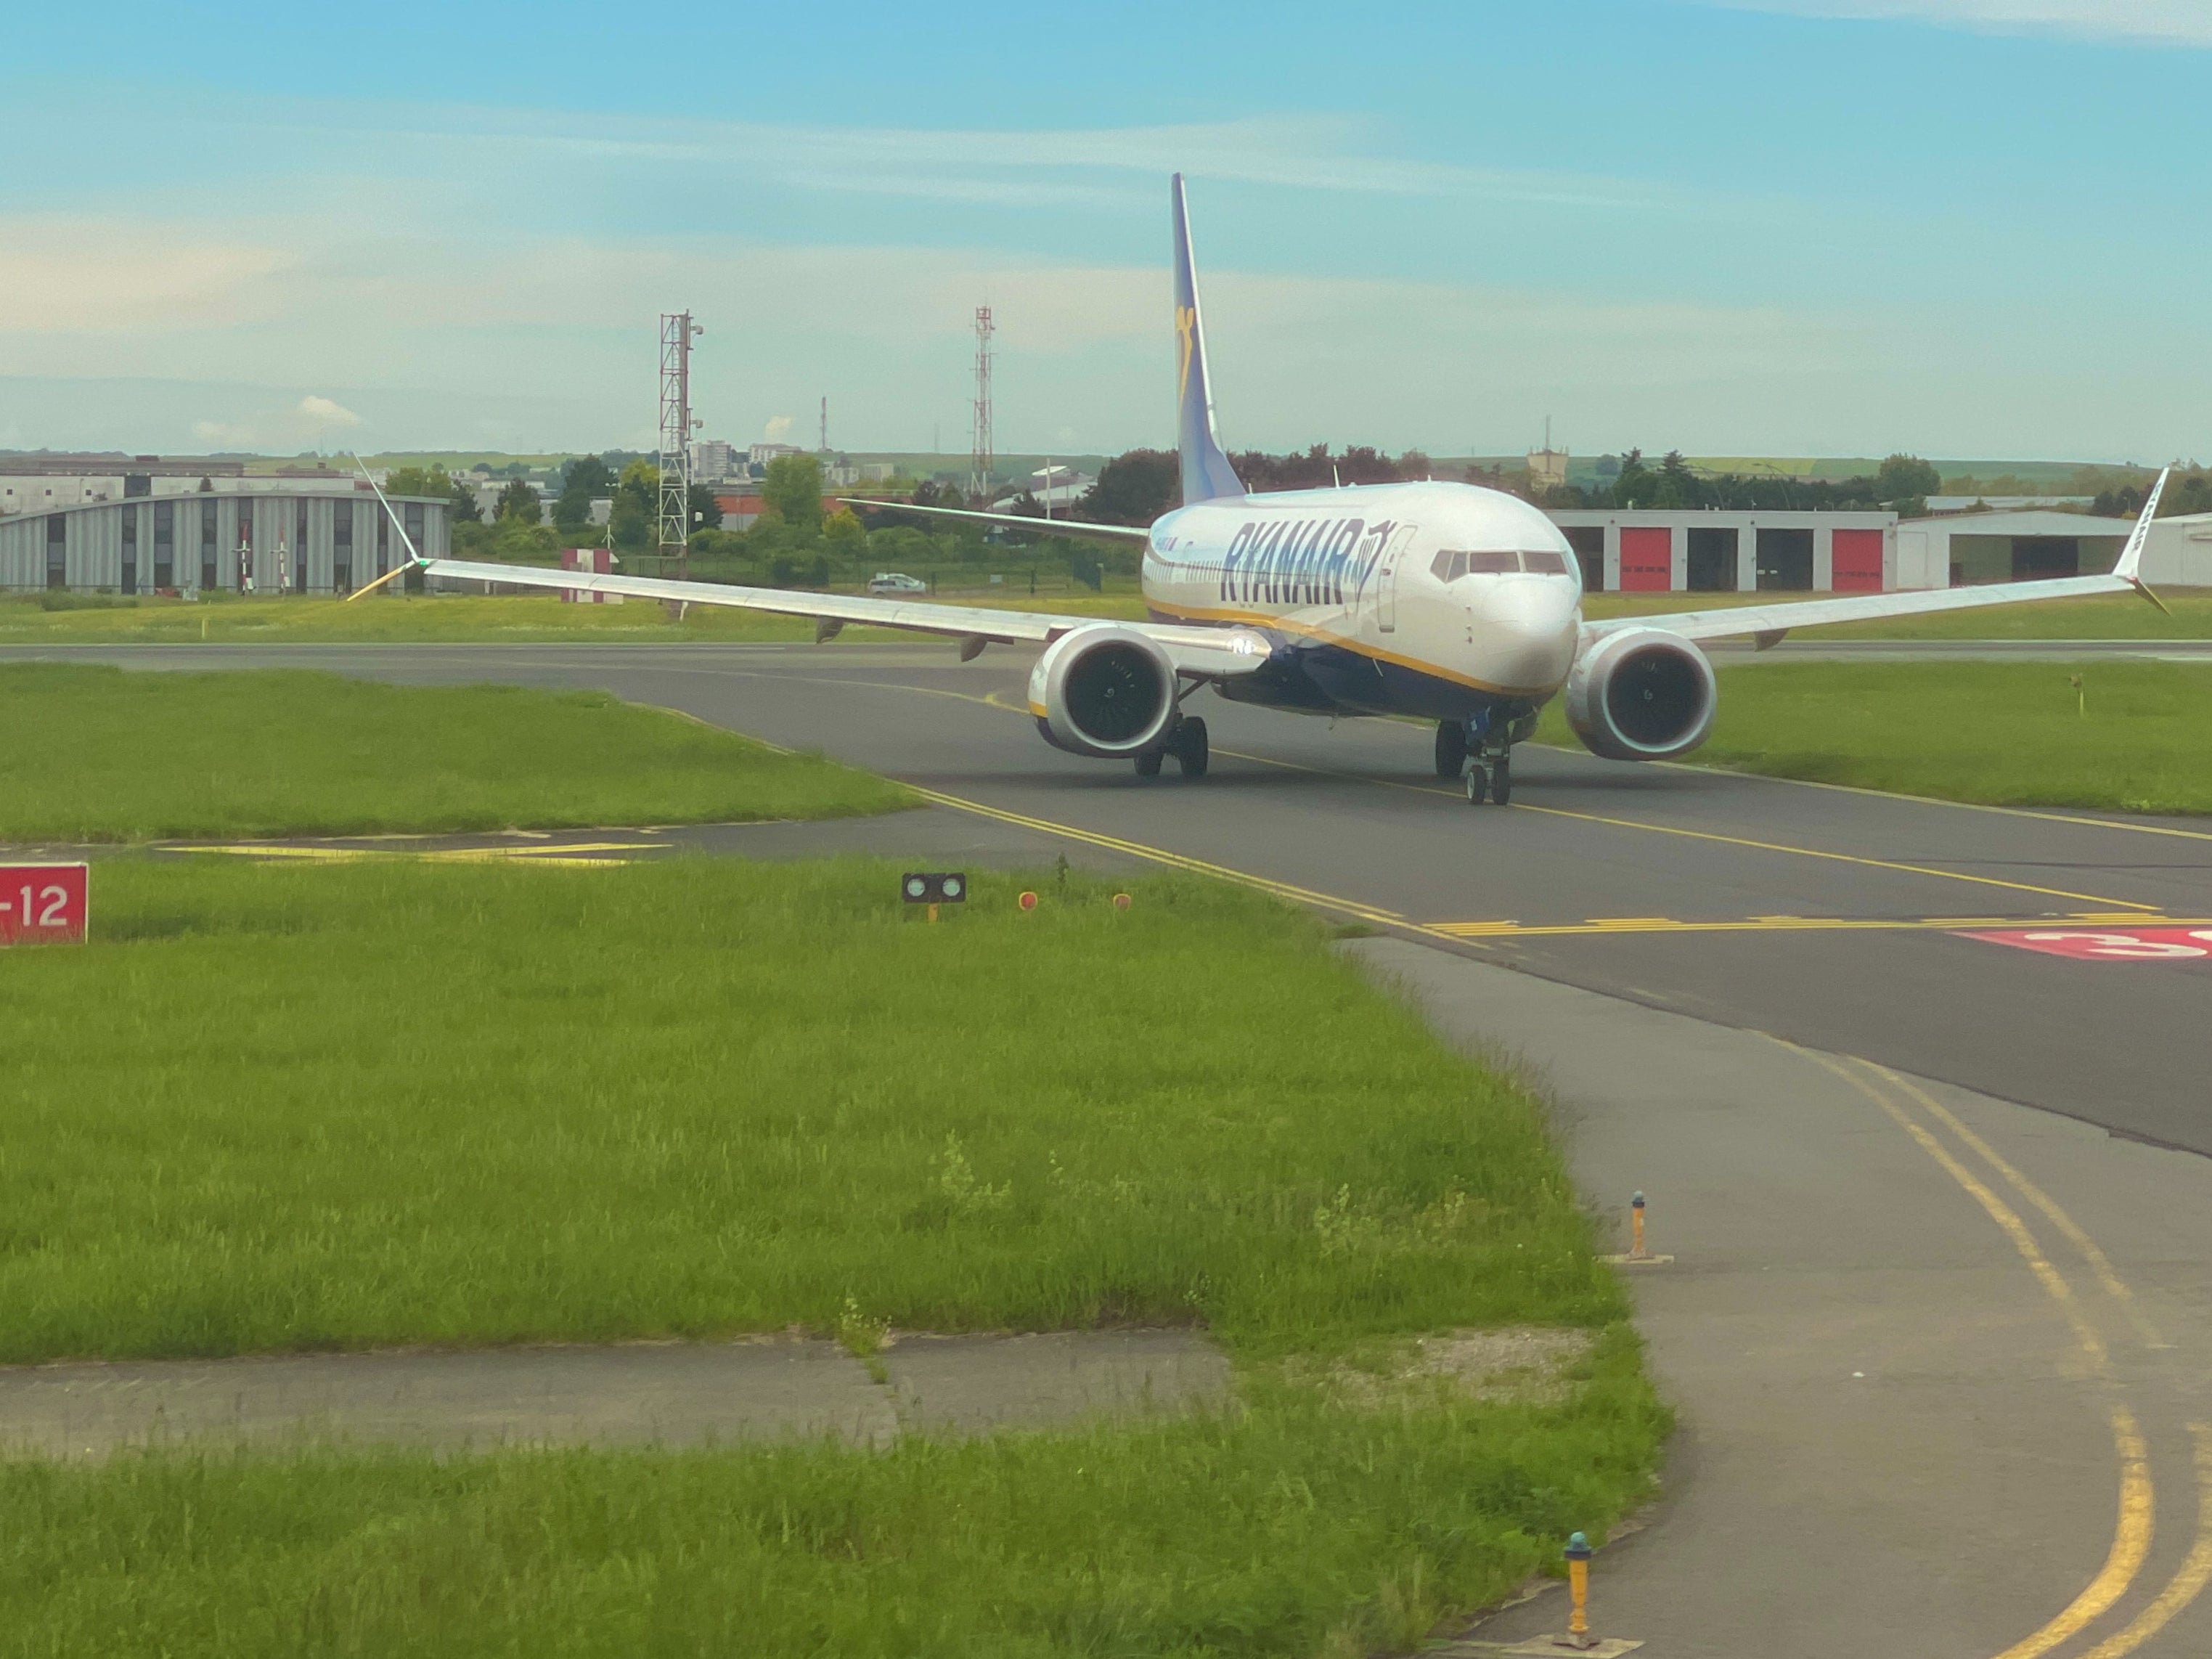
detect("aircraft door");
top-left (1376, 524), bottom-right (1416, 634)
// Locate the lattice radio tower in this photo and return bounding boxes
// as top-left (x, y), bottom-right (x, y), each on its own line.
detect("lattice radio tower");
top-left (659, 311), bottom-right (702, 576)
top-left (969, 303), bottom-right (994, 504)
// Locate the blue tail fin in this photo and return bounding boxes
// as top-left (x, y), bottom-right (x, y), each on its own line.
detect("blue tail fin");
top-left (1172, 174), bottom-right (1244, 504)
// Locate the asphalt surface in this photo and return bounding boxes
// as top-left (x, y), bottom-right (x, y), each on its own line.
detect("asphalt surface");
top-left (1366, 940), bottom-right (2212, 1659)
top-left (17, 637), bottom-right (2205, 1154)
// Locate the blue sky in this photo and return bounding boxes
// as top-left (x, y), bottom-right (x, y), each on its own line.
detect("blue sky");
top-left (2, 1), bottom-right (2205, 462)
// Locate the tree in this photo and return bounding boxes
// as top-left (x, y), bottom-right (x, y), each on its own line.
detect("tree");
top-left (555, 456), bottom-right (613, 532)
top-left (822, 507), bottom-right (865, 552)
top-left (494, 478), bottom-right (541, 523)
top-left (385, 464), bottom-right (480, 524)
top-left (1080, 449), bottom-right (1179, 523)
top-left (1875, 454), bottom-right (1941, 503)
top-left (608, 493), bottom-right (652, 553)
top-left (761, 452), bottom-right (825, 533)
top-left (687, 482), bottom-right (723, 531)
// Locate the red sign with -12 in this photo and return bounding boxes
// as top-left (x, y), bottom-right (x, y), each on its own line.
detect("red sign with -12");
top-left (0, 865), bottom-right (89, 944)
top-left (1966, 926), bottom-right (2212, 963)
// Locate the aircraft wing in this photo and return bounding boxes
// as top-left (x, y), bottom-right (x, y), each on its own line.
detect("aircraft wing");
top-left (834, 497), bottom-right (1151, 545)
top-left (1598, 469), bottom-right (2171, 647)
top-left (416, 558), bottom-right (1273, 678)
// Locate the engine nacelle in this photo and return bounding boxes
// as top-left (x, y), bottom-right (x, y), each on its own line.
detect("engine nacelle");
top-left (1564, 627), bottom-right (1718, 761)
top-left (1028, 624), bottom-right (1179, 759)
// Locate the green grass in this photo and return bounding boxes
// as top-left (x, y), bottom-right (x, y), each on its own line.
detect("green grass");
top-left (0, 664), bottom-right (910, 840)
top-left (1543, 659), bottom-right (2212, 814)
top-left (0, 858), bottom-right (1619, 1361)
top-left (0, 587), bottom-right (1144, 643)
top-left (0, 857), bottom-right (1660, 1655)
top-left (0, 859), bottom-right (1662, 1653)
top-left (1583, 588), bottom-right (2212, 639)
top-left (0, 1353), bottom-right (1663, 1658)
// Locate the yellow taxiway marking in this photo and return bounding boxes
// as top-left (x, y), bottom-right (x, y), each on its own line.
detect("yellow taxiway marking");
top-left (1426, 913), bottom-right (2212, 940)
top-left (1212, 743), bottom-right (2163, 915)
top-left (907, 785), bottom-right (1413, 929)
top-left (2076, 1424), bottom-right (2212, 1659)
top-left (172, 841), bottom-right (650, 866)
top-left (1786, 1046), bottom-right (2188, 1659)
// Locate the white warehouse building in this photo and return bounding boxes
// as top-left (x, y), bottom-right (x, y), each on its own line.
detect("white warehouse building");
top-left (0, 490), bottom-right (452, 595)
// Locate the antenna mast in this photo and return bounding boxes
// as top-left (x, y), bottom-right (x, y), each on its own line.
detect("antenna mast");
top-left (659, 311), bottom-right (701, 578)
top-left (970, 303), bottom-right (995, 503)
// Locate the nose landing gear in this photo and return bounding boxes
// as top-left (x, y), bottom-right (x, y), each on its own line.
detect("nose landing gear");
top-left (1465, 752), bottom-right (1511, 806)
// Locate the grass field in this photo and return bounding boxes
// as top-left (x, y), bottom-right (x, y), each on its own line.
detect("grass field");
top-left (1583, 588), bottom-right (2212, 639)
top-left (0, 858), bottom-right (1620, 1361)
top-left (0, 857), bottom-right (1662, 1654)
top-left (1542, 659), bottom-right (2212, 814)
top-left (0, 664), bottom-right (909, 840)
top-left (0, 1369), bottom-right (1661, 1658)
top-left (0, 587), bottom-right (1157, 642)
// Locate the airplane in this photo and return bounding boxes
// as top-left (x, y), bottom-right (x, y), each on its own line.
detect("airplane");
top-left (360, 175), bottom-right (2176, 807)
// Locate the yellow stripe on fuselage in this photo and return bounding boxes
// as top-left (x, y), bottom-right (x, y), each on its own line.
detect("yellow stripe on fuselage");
top-left (1144, 593), bottom-right (1554, 698)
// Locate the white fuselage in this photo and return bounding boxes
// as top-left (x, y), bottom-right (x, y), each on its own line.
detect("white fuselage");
top-left (1136, 479), bottom-right (1583, 714)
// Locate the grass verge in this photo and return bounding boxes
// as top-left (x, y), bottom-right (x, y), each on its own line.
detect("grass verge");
top-left (1, 857), bottom-right (1620, 1360)
top-left (0, 857), bottom-right (1663, 1655)
top-left (1583, 587), bottom-right (2212, 639)
top-left (1541, 659), bottom-right (2212, 814)
top-left (0, 663), bottom-right (910, 839)
top-left (0, 589), bottom-right (1146, 643)
top-left (0, 1350), bottom-right (1662, 1658)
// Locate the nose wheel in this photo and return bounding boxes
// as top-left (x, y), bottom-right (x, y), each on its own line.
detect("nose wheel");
top-left (1465, 753), bottom-right (1512, 806)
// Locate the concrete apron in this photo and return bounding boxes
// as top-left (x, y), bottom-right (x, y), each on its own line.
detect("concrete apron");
top-left (0, 1330), bottom-right (1230, 1459)
top-left (1347, 938), bottom-right (2212, 1659)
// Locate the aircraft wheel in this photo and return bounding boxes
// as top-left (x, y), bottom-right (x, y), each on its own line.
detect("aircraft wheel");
top-left (1173, 717), bottom-right (1209, 778)
top-left (1466, 764), bottom-right (1489, 805)
top-left (1134, 749), bottom-right (1163, 778)
top-left (1434, 720), bottom-right (1467, 778)
top-left (1491, 755), bottom-right (1513, 805)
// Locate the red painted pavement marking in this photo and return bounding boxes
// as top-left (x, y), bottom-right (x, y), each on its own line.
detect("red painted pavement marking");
top-left (0, 863), bottom-right (89, 945)
top-left (1966, 926), bottom-right (2212, 963)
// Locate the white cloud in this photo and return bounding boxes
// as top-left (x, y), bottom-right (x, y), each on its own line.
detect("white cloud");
top-left (0, 219), bottom-right (292, 330)
top-left (1713, 1), bottom-right (2212, 44)
top-left (764, 415), bottom-right (794, 441)
top-left (296, 394), bottom-right (361, 428)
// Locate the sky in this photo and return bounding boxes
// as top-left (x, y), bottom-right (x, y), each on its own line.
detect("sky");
top-left (1, 1), bottom-right (2205, 465)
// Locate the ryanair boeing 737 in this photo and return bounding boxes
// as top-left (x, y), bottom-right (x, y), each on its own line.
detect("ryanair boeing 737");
top-left (372, 176), bottom-right (2174, 806)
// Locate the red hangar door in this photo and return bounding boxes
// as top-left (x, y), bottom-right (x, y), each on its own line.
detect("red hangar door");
top-left (1619, 526), bottom-right (1672, 592)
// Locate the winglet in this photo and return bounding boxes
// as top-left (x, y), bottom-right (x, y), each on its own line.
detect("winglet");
top-left (347, 454), bottom-right (430, 601)
top-left (1170, 174), bottom-right (1244, 505)
top-left (2114, 465), bottom-right (2171, 613)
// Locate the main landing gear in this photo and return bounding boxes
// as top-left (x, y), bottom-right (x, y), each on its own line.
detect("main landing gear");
top-left (1134, 716), bottom-right (1209, 779)
top-left (1437, 718), bottom-right (1513, 807)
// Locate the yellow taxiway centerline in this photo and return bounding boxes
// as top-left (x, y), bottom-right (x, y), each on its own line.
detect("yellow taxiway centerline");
top-left (1424, 914), bottom-right (2212, 939)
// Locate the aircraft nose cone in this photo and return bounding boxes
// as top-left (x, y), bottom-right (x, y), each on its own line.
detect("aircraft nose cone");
top-left (1475, 579), bottom-right (1579, 688)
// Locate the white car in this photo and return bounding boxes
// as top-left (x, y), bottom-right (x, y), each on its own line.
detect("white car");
top-left (867, 571), bottom-right (928, 595)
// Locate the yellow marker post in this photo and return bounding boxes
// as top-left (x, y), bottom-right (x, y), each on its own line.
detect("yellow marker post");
top-left (1559, 1532), bottom-right (1595, 1650)
top-left (1629, 1193), bottom-right (1646, 1261)
top-left (927, 903), bottom-right (939, 925)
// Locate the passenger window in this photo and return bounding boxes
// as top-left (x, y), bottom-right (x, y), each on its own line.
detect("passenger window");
top-left (1522, 549), bottom-right (1569, 575)
top-left (1466, 550), bottom-right (1518, 574)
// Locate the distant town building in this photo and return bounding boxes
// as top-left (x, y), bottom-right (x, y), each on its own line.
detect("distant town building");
top-left (690, 439), bottom-right (739, 481)
top-left (1527, 447), bottom-right (1570, 488)
top-left (748, 441), bottom-right (803, 469)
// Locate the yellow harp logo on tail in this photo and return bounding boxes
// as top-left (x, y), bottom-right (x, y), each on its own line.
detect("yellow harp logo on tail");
top-left (1175, 305), bottom-right (1196, 404)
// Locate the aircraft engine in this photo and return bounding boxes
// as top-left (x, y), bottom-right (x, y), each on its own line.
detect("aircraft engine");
top-left (1029, 624), bottom-right (1179, 759)
top-left (1563, 626), bottom-right (1718, 762)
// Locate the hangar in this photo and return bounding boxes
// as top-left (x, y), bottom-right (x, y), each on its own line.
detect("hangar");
top-left (1892, 508), bottom-right (2142, 589)
top-left (1546, 509), bottom-right (1898, 594)
top-left (0, 490), bottom-right (452, 595)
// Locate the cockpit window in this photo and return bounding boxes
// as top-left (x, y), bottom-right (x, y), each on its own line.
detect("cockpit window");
top-left (1522, 549), bottom-right (1570, 575)
top-left (1466, 550), bottom-right (1519, 574)
top-left (1432, 548), bottom-right (1573, 579)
